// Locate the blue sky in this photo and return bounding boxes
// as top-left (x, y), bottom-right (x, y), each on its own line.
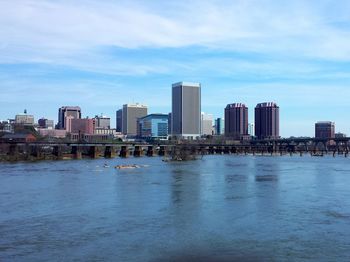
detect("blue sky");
top-left (1, 0), bottom-right (350, 137)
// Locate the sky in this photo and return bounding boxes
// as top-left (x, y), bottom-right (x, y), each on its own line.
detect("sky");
top-left (1, 0), bottom-right (350, 137)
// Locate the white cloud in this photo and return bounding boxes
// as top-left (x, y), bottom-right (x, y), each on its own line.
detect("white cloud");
top-left (1, 0), bottom-right (350, 69)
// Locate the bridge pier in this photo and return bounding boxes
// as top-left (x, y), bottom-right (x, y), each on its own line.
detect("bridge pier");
top-left (71, 146), bottom-right (82, 159)
top-left (53, 146), bottom-right (63, 159)
top-left (120, 146), bottom-right (129, 158)
top-left (146, 146), bottom-right (154, 157)
top-left (89, 146), bottom-right (101, 159)
top-left (104, 146), bottom-right (116, 158)
top-left (133, 146), bottom-right (142, 157)
top-left (158, 146), bottom-right (166, 156)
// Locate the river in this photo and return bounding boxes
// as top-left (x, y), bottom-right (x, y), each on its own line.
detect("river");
top-left (1, 155), bottom-right (350, 261)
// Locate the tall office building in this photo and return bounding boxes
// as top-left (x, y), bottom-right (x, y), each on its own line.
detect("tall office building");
top-left (122, 103), bottom-right (148, 136)
top-left (248, 123), bottom-right (255, 136)
top-left (225, 103), bottom-right (248, 139)
top-left (94, 114), bottom-right (110, 129)
top-left (215, 118), bottom-right (225, 135)
top-left (116, 109), bottom-right (123, 132)
top-left (201, 113), bottom-right (214, 136)
top-left (255, 102), bottom-right (279, 139)
top-left (171, 82), bottom-right (201, 139)
top-left (58, 106), bottom-right (81, 130)
top-left (315, 121), bottom-right (335, 139)
top-left (168, 113), bottom-right (172, 135)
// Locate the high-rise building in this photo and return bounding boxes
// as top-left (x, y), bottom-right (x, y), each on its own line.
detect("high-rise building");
top-left (225, 103), bottom-right (248, 139)
top-left (255, 102), bottom-right (279, 139)
top-left (201, 113), bottom-right (214, 136)
top-left (215, 118), bottom-right (225, 135)
top-left (58, 106), bottom-right (81, 130)
top-left (116, 109), bottom-right (123, 132)
top-left (315, 121), bottom-right (335, 139)
top-left (171, 82), bottom-right (201, 139)
top-left (248, 123), bottom-right (255, 136)
top-left (94, 114), bottom-right (110, 129)
top-left (137, 114), bottom-right (169, 139)
top-left (122, 103), bottom-right (148, 136)
top-left (168, 113), bottom-right (172, 135)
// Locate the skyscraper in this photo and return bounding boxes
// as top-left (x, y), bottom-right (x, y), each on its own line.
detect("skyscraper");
top-left (201, 113), bottom-right (213, 136)
top-left (315, 121), bottom-right (335, 139)
top-left (57, 106), bottom-right (81, 130)
top-left (116, 109), bottom-right (123, 132)
top-left (171, 82), bottom-right (201, 139)
top-left (215, 118), bottom-right (225, 135)
top-left (225, 103), bottom-right (248, 139)
top-left (122, 103), bottom-right (147, 136)
top-left (248, 123), bottom-right (255, 136)
top-left (254, 102), bottom-right (279, 139)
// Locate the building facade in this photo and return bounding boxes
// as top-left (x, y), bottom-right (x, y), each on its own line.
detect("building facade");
top-left (248, 123), bottom-right (255, 136)
top-left (315, 121), bottom-right (335, 139)
top-left (254, 102), bottom-right (279, 139)
top-left (201, 113), bottom-right (213, 136)
top-left (215, 118), bottom-right (225, 135)
top-left (122, 104), bottom-right (148, 136)
top-left (116, 109), bottom-right (123, 132)
top-left (38, 118), bottom-right (54, 129)
top-left (69, 118), bottom-right (95, 135)
top-left (225, 103), bottom-right (248, 139)
top-left (137, 114), bottom-right (169, 139)
top-left (168, 113), bottom-right (172, 135)
top-left (15, 114), bottom-right (34, 125)
top-left (94, 115), bottom-right (110, 129)
top-left (58, 106), bottom-right (81, 130)
top-left (171, 82), bottom-right (201, 139)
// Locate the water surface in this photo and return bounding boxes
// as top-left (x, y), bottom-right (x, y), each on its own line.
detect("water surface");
top-left (1, 155), bottom-right (350, 261)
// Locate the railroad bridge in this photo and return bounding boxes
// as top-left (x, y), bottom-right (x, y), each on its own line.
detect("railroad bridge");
top-left (1, 137), bottom-right (350, 161)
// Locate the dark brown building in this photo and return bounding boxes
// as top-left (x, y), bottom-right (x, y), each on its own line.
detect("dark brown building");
top-left (315, 121), bottom-right (335, 139)
top-left (255, 102), bottom-right (279, 139)
top-left (225, 103), bottom-right (248, 139)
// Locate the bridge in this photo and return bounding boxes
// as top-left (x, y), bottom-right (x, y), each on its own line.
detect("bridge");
top-left (1, 137), bottom-right (349, 161)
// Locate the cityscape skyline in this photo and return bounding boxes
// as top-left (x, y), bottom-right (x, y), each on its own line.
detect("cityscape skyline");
top-left (1, 1), bottom-right (350, 137)
top-left (0, 88), bottom-right (345, 138)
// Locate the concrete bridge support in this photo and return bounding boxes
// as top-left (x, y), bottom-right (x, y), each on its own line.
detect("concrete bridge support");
top-left (146, 146), bottom-right (154, 157)
top-left (104, 146), bottom-right (116, 158)
top-left (53, 146), bottom-right (63, 159)
top-left (89, 146), bottom-right (101, 159)
top-left (71, 146), bottom-right (82, 159)
top-left (30, 145), bottom-right (43, 159)
top-left (120, 146), bottom-right (129, 158)
top-left (133, 146), bottom-right (143, 157)
top-left (158, 146), bottom-right (166, 156)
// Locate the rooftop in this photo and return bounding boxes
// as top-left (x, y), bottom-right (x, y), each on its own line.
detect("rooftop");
top-left (172, 82), bottom-right (201, 88)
